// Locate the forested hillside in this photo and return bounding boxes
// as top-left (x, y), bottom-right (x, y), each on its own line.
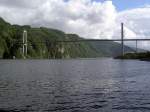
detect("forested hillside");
top-left (0, 17), bottom-right (135, 59)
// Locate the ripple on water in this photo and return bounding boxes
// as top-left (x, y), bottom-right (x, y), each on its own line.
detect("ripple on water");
top-left (1, 59), bottom-right (150, 112)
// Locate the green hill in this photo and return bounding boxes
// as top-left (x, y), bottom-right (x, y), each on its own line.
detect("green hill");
top-left (88, 41), bottom-right (135, 57)
top-left (0, 17), bottom-right (136, 59)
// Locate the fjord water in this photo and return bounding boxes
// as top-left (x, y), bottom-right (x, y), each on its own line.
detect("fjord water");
top-left (0, 58), bottom-right (150, 112)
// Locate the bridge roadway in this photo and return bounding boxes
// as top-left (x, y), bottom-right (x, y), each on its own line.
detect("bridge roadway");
top-left (12, 38), bottom-right (150, 44)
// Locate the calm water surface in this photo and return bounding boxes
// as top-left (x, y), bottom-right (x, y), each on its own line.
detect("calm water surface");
top-left (0, 58), bottom-right (150, 112)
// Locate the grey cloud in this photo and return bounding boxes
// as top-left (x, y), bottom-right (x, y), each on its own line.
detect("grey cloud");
top-left (0, 0), bottom-right (43, 8)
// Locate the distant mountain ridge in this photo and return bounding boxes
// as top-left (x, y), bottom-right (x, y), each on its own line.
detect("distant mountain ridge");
top-left (0, 17), bottom-right (137, 59)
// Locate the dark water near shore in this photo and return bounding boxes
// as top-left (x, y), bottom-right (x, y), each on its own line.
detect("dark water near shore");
top-left (0, 58), bottom-right (150, 112)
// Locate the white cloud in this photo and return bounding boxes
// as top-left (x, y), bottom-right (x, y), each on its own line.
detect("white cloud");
top-left (0, 0), bottom-right (150, 49)
top-left (118, 7), bottom-right (150, 36)
top-left (0, 0), bottom-right (118, 39)
top-left (117, 6), bottom-right (150, 49)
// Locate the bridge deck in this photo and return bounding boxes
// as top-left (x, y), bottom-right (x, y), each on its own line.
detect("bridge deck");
top-left (12, 38), bottom-right (150, 44)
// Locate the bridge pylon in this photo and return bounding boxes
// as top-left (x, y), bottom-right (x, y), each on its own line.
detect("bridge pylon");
top-left (121, 23), bottom-right (124, 56)
top-left (22, 30), bottom-right (27, 59)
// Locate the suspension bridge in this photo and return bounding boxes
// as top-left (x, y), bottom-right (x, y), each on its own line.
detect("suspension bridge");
top-left (12, 23), bottom-right (150, 58)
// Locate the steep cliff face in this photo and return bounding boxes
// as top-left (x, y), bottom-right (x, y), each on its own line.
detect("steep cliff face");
top-left (0, 17), bottom-right (135, 59)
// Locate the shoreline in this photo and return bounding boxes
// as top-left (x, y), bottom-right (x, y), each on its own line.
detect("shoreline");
top-left (115, 52), bottom-right (150, 61)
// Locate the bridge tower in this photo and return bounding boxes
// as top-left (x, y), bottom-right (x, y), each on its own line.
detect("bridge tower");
top-left (121, 23), bottom-right (124, 56)
top-left (23, 30), bottom-right (27, 58)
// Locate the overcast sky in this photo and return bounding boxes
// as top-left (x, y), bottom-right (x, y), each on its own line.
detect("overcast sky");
top-left (0, 0), bottom-right (150, 47)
